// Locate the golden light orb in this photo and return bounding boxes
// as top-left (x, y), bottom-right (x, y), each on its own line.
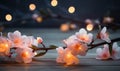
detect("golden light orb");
top-left (51, 0), bottom-right (58, 7)
top-left (21, 51), bottom-right (29, 58)
top-left (36, 16), bottom-right (43, 23)
top-left (34, 52), bottom-right (37, 55)
top-left (29, 3), bottom-right (36, 11)
top-left (70, 24), bottom-right (77, 29)
top-left (5, 14), bottom-right (12, 21)
top-left (60, 24), bottom-right (69, 32)
top-left (68, 6), bottom-right (75, 13)
top-left (86, 24), bottom-right (94, 31)
top-left (0, 43), bottom-right (9, 52)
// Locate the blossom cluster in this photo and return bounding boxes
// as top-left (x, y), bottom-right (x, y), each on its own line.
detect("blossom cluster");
top-left (96, 27), bottom-right (120, 60)
top-left (56, 28), bottom-right (93, 65)
top-left (0, 30), bottom-right (43, 63)
top-left (0, 27), bottom-right (119, 65)
top-left (96, 42), bottom-right (120, 60)
top-left (56, 27), bottom-right (120, 65)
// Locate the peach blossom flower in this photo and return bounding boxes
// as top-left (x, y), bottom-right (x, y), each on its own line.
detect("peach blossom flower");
top-left (22, 35), bottom-right (38, 47)
top-left (56, 47), bottom-right (79, 65)
top-left (8, 30), bottom-right (39, 48)
top-left (56, 47), bottom-right (65, 63)
top-left (15, 47), bottom-right (35, 63)
top-left (8, 30), bottom-right (23, 48)
top-left (96, 44), bottom-right (110, 60)
top-left (37, 37), bottom-right (43, 44)
top-left (63, 35), bottom-right (77, 46)
top-left (99, 27), bottom-right (111, 43)
top-left (0, 37), bottom-right (11, 56)
top-left (75, 28), bottom-right (93, 44)
top-left (63, 35), bottom-right (88, 56)
top-left (68, 42), bottom-right (88, 56)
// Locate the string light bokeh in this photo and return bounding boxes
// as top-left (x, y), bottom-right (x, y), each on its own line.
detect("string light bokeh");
top-left (0, 0), bottom-right (119, 30)
top-left (51, 0), bottom-right (58, 7)
top-left (68, 6), bottom-right (75, 14)
top-left (86, 24), bottom-right (94, 31)
top-left (5, 14), bottom-right (12, 21)
top-left (29, 3), bottom-right (36, 11)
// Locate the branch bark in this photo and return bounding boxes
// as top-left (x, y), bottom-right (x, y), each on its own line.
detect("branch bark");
top-left (88, 37), bottom-right (120, 50)
top-left (33, 37), bottom-right (120, 51)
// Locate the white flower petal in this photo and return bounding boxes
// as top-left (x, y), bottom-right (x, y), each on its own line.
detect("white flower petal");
top-left (88, 33), bottom-right (93, 44)
top-left (105, 38), bottom-right (111, 43)
top-left (103, 44), bottom-right (109, 51)
top-left (96, 48), bottom-right (102, 55)
top-left (88, 33), bottom-right (93, 40)
top-left (8, 32), bottom-right (13, 40)
top-left (112, 42), bottom-right (118, 49)
top-left (101, 27), bottom-right (107, 34)
top-left (96, 44), bottom-right (110, 60)
top-left (79, 28), bottom-right (87, 35)
top-left (14, 30), bottom-right (21, 37)
top-left (56, 47), bottom-right (64, 53)
top-left (111, 42), bottom-right (120, 60)
top-left (75, 28), bottom-right (93, 44)
top-left (100, 27), bottom-right (111, 43)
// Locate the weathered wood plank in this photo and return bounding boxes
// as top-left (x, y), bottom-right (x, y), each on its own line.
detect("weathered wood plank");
top-left (0, 66), bottom-right (120, 71)
top-left (0, 58), bottom-right (120, 71)
top-left (1, 58), bottom-right (120, 66)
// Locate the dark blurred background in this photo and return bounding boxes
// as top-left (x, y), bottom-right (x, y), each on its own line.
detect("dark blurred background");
top-left (0, 0), bottom-right (120, 28)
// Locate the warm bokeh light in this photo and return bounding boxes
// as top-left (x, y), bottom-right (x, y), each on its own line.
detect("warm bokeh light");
top-left (65, 52), bottom-right (79, 65)
top-left (34, 52), bottom-right (37, 55)
top-left (21, 51), bottom-right (29, 58)
top-left (70, 24), bottom-right (77, 29)
top-left (78, 46), bottom-right (82, 50)
top-left (29, 3), bottom-right (36, 11)
top-left (60, 24), bottom-right (69, 32)
top-left (103, 17), bottom-right (114, 23)
top-left (66, 52), bottom-right (72, 58)
top-left (32, 13), bottom-right (39, 20)
top-left (0, 43), bottom-right (9, 52)
top-left (85, 19), bottom-right (92, 24)
top-left (5, 14), bottom-right (12, 21)
top-left (86, 24), bottom-right (94, 31)
top-left (68, 6), bottom-right (75, 13)
top-left (36, 16), bottom-right (43, 23)
top-left (51, 0), bottom-right (58, 7)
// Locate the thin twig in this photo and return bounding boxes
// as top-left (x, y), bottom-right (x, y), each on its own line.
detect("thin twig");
top-left (41, 42), bottom-right (48, 52)
top-left (36, 37), bottom-right (120, 51)
top-left (34, 47), bottom-right (57, 51)
top-left (88, 37), bottom-right (120, 50)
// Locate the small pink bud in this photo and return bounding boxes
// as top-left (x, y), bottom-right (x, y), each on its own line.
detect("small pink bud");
top-left (37, 37), bottom-right (43, 44)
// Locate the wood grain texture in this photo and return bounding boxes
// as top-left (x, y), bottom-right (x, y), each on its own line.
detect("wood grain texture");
top-left (0, 58), bottom-right (120, 71)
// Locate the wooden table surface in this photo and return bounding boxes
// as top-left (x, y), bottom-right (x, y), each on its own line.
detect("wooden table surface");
top-left (0, 28), bottom-right (120, 71)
